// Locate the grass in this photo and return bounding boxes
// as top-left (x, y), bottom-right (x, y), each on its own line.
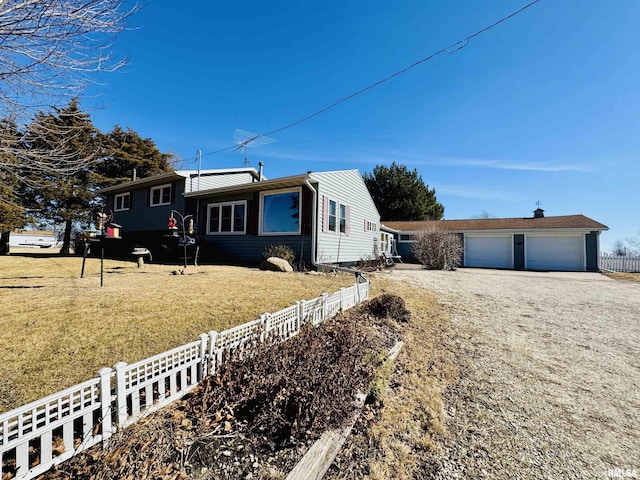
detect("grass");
top-left (0, 250), bottom-right (355, 413)
top-left (604, 272), bottom-right (640, 283)
top-left (1, 251), bottom-right (458, 479)
top-left (359, 273), bottom-right (458, 479)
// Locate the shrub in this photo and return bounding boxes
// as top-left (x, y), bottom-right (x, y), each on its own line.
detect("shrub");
top-left (411, 225), bottom-right (463, 270)
top-left (368, 294), bottom-right (411, 323)
top-left (262, 244), bottom-right (296, 265)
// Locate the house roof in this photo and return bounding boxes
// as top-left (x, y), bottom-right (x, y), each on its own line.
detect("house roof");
top-left (384, 215), bottom-right (608, 233)
top-left (96, 168), bottom-right (260, 194)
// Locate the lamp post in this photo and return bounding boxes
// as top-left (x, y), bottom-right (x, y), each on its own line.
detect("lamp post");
top-left (169, 210), bottom-right (194, 271)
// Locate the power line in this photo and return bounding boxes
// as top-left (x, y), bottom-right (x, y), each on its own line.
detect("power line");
top-left (191, 0), bottom-right (542, 163)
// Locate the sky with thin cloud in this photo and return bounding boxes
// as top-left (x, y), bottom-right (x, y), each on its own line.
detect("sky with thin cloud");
top-left (87, 0), bottom-right (640, 250)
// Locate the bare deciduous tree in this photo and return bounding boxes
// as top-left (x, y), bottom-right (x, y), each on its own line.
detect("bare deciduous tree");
top-left (0, 0), bottom-right (137, 182)
top-left (411, 225), bottom-right (463, 270)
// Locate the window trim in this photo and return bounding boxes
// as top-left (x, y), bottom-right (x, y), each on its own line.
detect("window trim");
top-left (206, 200), bottom-right (247, 235)
top-left (150, 183), bottom-right (172, 207)
top-left (259, 187), bottom-right (302, 236)
top-left (328, 200), bottom-right (337, 232)
top-left (114, 192), bottom-right (130, 212)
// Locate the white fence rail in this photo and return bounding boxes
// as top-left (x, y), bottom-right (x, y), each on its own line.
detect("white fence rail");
top-left (0, 280), bottom-right (370, 480)
top-left (600, 255), bottom-right (640, 272)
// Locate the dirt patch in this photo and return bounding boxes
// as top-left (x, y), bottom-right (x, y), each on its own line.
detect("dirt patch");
top-left (392, 269), bottom-right (640, 479)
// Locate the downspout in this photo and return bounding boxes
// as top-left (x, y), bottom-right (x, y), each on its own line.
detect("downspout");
top-left (304, 177), bottom-right (320, 270)
top-left (304, 177), bottom-right (367, 283)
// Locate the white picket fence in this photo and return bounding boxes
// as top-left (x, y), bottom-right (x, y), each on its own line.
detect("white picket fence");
top-left (600, 255), bottom-right (640, 273)
top-left (0, 280), bottom-right (370, 480)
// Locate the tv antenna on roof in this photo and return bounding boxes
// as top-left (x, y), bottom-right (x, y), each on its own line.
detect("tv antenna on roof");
top-left (233, 129), bottom-right (277, 167)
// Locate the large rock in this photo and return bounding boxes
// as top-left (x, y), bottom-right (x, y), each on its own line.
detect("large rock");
top-left (260, 256), bottom-right (293, 272)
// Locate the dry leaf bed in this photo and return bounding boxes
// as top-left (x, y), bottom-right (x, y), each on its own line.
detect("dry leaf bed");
top-left (38, 296), bottom-right (408, 480)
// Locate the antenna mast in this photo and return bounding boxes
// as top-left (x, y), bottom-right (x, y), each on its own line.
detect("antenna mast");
top-left (233, 129), bottom-right (277, 167)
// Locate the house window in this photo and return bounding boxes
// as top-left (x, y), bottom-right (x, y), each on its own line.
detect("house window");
top-left (260, 187), bottom-right (301, 235)
top-left (114, 193), bottom-right (130, 211)
top-left (150, 184), bottom-right (171, 207)
top-left (339, 204), bottom-right (347, 234)
top-left (328, 200), bottom-right (337, 232)
top-left (399, 233), bottom-right (416, 242)
top-left (322, 196), bottom-right (350, 235)
top-left (207, 201), bottom-right (246, 234)
top-left (365, 221), bottom-right (377, 232)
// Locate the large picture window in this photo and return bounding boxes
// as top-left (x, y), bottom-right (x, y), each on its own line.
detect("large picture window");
top-left (207, 201), bottom-right (246, 234)
top-left (114, 192), bottom-right (130, 211)
top-left (150, 184), bottom-right (171, 207)
top-left (260, 187), bottom-right (301, 235)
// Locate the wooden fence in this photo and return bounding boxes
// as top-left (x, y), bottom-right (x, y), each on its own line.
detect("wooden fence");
top-left (0, 280), bottom-right (370, 480)
top-left (600, 254), bottom-right (640, 273)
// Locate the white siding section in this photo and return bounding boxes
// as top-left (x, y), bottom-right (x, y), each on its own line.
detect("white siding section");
top-left (183, 172), bottom-right (257, 193)
top-left (311, 170), bottom-right (380, 263)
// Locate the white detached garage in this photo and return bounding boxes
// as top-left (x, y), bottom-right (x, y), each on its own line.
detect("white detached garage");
top-left (384, 209), bottom-right (608, 272)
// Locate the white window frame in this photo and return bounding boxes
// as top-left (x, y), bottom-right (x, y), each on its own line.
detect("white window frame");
top-left (150, 184), bottom-right (172, 207)
top-left (328, 200), bottom-right (337, 232)
top-left (207, 201), bottom-right (247, 235)
top-left (339, 204), bottom-right (347, 234)
top-left (259, 187), bottom-right (302, 236)
top-left (365, 221), bottom-right (377, 232)
top-left (114, 192), bottom-right (130, 211)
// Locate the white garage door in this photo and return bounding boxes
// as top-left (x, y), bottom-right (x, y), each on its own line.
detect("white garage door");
top-left (465, 235), bottom-right (513, 268)
top-left (526, 235), bottom-right (584, 271)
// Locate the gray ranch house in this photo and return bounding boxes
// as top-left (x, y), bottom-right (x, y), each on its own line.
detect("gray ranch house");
top-left (384, 209), bottom-right (608, 272)
top-left (96, 168), bottom-right (381, 267)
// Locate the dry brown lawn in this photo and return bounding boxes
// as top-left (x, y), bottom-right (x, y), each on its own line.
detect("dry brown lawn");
top-left (0, 251), bottom-right (356, 413)
top-left (604, 271), bottom-right (640, 283)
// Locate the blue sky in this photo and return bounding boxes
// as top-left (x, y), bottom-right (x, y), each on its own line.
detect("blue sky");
top-left (85, 0), bottom-right (640, 251)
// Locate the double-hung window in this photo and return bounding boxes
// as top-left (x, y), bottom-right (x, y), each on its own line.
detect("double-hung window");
top-left (150, 184), bottom-right (171, 207)
top-left (114, 192), bottom-right (130, 211)
top-left (328, 200), bottom-right (337, 232)
top-left (207, 201), bottom-right (246, 234)
top-left (339, 204), bottom-right (347, 234)
top-left (323, 196), bottom-right (350, 235)
top-left (259, 188), bottom-right (301, 235)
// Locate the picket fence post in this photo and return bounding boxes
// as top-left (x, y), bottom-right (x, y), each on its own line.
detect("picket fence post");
top-left (320, 293), bottom-right (329, 325)
top-left (299, 299), bottom-right (306, 327)
top-left (113, 361), bottom-right (128, 428)
top-left (340, 288), bottom-right (345, 311)
top-left (199, 333), bottom-right (209, 379)
top-left (295, 301), bottom-right (302, 333)
top-left (98, 367), bottom-right (114, 446)
top-left (208, 331), bottom-right (219, 374)
top-left (260, 314), bottom-right (269, 343)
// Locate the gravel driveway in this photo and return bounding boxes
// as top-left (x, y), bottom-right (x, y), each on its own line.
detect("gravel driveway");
top-left (390, 268), bottom-right (640, 479)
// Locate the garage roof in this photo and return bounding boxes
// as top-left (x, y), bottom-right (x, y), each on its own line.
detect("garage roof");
top-left (384, 215), bottom-right (608, 232)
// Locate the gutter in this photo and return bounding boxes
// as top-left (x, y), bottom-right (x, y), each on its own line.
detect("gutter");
top-left (304, 177), bottom-right (368, 284)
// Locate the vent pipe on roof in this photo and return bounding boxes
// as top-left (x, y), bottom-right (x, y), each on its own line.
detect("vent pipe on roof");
top-left (258, 162), bottom-right (264, 181)
top-left (132, 167), bottom-right (137, 181)
top-left (533, 208), bottom-right (545, 218)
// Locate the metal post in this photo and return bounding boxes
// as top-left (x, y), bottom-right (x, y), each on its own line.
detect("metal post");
top-left (100, 247), bottom-right (104, 287)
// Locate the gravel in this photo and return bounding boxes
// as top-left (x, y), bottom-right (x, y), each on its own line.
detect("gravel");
top-left (391, 267), bottom-right (640, 480)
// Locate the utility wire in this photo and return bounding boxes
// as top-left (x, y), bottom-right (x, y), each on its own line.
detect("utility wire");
top-left (192, 0), bottom-right (542, 162)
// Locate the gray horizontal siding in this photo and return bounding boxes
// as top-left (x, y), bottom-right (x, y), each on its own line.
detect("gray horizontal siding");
top-left (107, 180), bottom-right (187, 232)
top-left (200, 235), bottom-right (312, 267)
